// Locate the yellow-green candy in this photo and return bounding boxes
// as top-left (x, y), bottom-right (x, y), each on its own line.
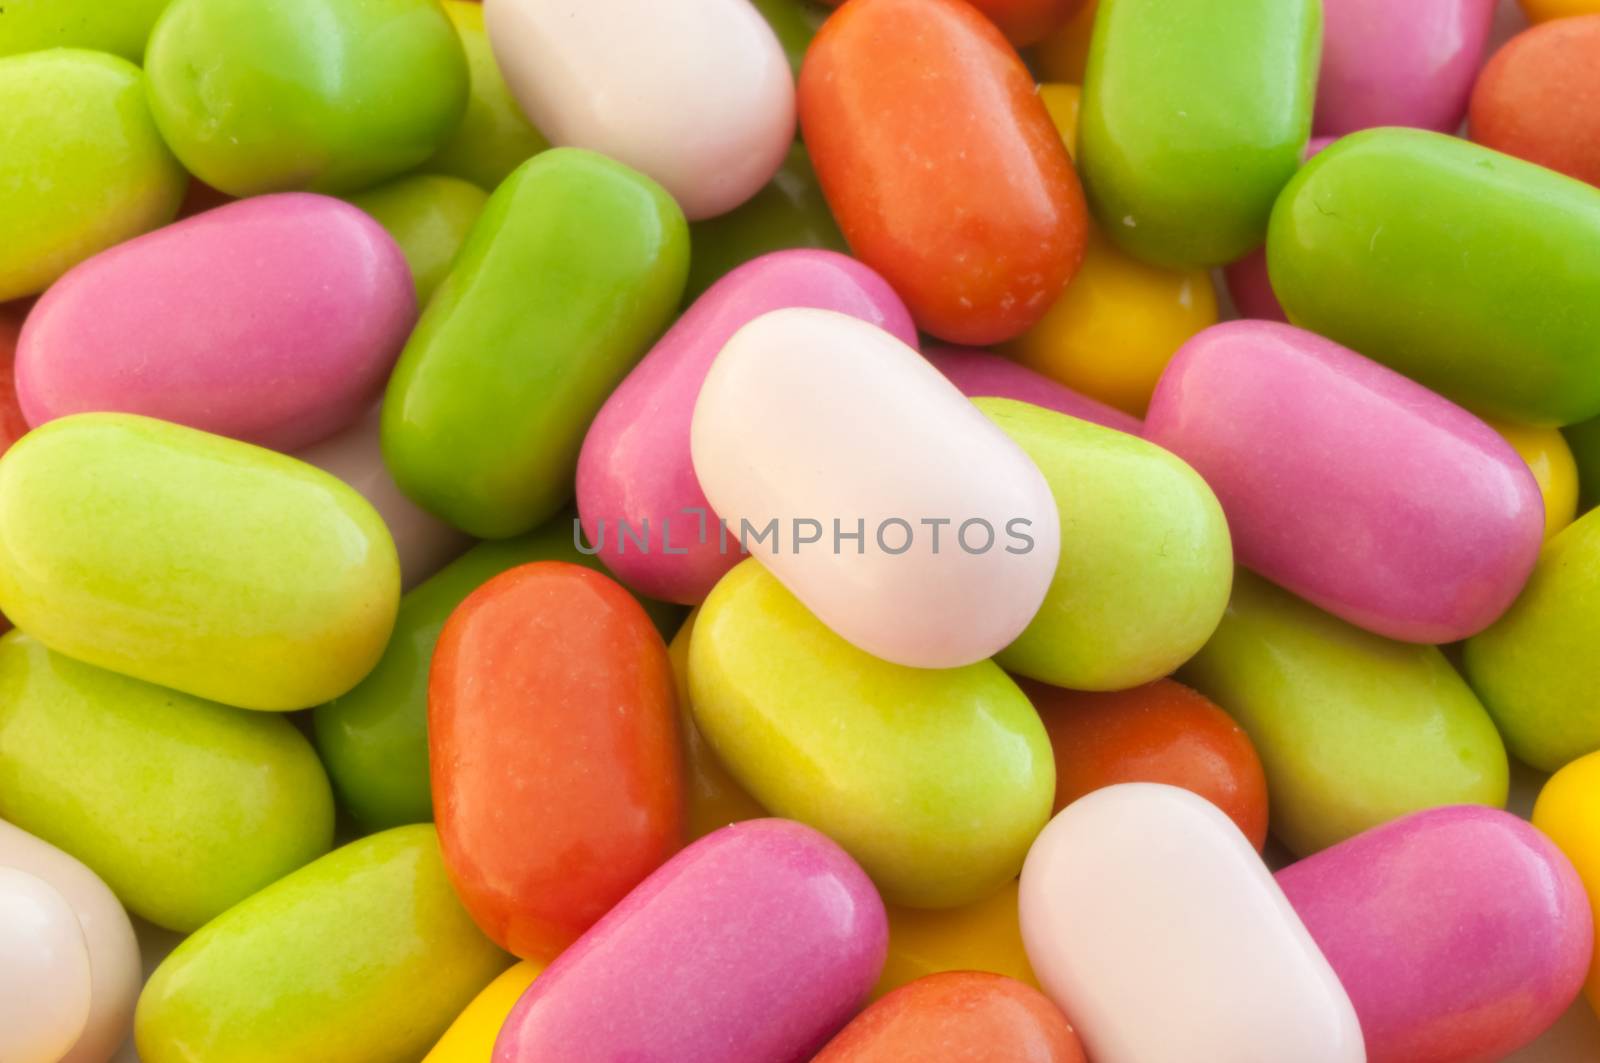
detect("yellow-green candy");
top-left (0, 413), bottom-right (400, 711)
top-left (348, 174), bottom-right (488, 305)
top-left (0, 0), bottom-right (172, 60)
top-left (428, 0), bottom-right (549, 189)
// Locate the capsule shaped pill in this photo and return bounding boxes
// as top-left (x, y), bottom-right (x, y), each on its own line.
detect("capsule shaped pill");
top-left (485, 0), bottom-right (793, 221)
top-left (1146, 320), bottom-right (1543, 643)
top-left (579, 250), bottom-right (916, 605)
top-left (1279, 806), bottom-right (1592, 1063)
top-left (1019, 783), bottom-right (1363, 1063)
top-left (493, 819), bottom-right (887, 1063)
top-left (135, 825), bottom-right (507, 1063)
top-left (383, 148), bottom-right (687, 539)
top-left (17, 193), bottom-right (415, 451)
top-left (1268, 128), bottom-right (1600, 426)
top-left (0, 413), bottom-right (400, 710)
top-left (691, 560), bottom-right (1054, 908)
top-left (692, 309), bottom-right (1059, 669)
top-left (1079, 0), bottom-right (1320, 267)
top-left (1182, 571), bottom-right (1508, 855)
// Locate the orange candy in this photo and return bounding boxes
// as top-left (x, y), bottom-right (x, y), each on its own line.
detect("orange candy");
top-left (799, 0), bottom-right (1088, 345)
top-left (1470, 15), bottom-right (1600, 189)
top-left (815, 0), bottom-right (1084, 46)
top-left (429, 561), bottom-right (684, 961)
top-left (813, 971), bottom-right (1086, 1063)
top-left (1026, 678), bottom-right (1270, 850)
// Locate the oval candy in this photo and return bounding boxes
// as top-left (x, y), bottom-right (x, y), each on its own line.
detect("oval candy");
top-left (425, 961), bottom-right (542, 1063)
top-left (428, 0), bottom-right (549, 190)
top-left (0, 865), bottom-right (91, 1063)
top-left (1534, 751), bottom-right (1600, 1016)
top-left (348, 175), bottom-right (488, 305)
top-left (923, 346), bottom-right (1143, 435)
top-left (875, 881), bottom-right (1038, 1000)
top-left (1471, 15), bottom-right (1600, 190)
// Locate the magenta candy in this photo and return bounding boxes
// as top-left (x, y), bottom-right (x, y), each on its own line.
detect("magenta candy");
top-left (1145, 320), bottom-right (1542, 643)
top-left (1277, 806), bottom-right (1592, 1063)
top-left (492, 818), bottom-right (887, 1063)
top-left (1314, 0), bottom-right (1497, 136)
top-left (923, 346), bottom-right (1143, 435)
top-left (16, 193), bottom-right (415, 452)
top-left (576, 249), bottom-right (915, 605)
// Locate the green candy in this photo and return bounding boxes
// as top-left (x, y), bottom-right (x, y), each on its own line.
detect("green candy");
top-left (979, 399), bottom-right (1232, 691)
top-left (314, 516), bottom-right (684, 829)
top-left (144, 0), bottom-right (468, 196)
top-left (685, 143), bottom-right (847, 303)
top-left (1080, 0), bottom-right (1319, 267)
top-left (1465, 509), bottom-right (1600, 771)
top-left (1565, 418), bottom-right (1600, 511)
top-left (1181, 571), bottom-right (1508, 856)
top-left (135, 825), bottom-right (508, 1063)
top-left (0, 0), bottom-right (172, 60)
top-left (0, 632), bottom-right (333, 932)
top-left (690, 560), bottom-right (1053, 909)
top-left (383, 148), bottom-right (688, 538)
top-left (427, 0), bottom-right (549, 189)
top-left (0, 49), bottom-right (184, 301)
top-left (348, 174), bottom-right (488, 305)
top-left (0, 413), bottom-right (400, 711)
top-left (1269, 129), bottom-right (1600, 426)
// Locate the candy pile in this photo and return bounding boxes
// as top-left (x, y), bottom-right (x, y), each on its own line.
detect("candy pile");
top-left (4, 0), bottom-right (1600, 1061)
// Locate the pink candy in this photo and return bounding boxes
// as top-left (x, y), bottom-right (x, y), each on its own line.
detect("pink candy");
top-left (16, 193), bottom-right (414, 452)
top-left (1145, 320), bottom-right (1542, 643)
top-left (923, 346), bottom-right (1143, 436)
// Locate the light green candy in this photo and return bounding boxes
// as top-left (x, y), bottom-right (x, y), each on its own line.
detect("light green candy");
top-left (0, 413), bottom-right (400, 711)
top-left (690, 559), bottom-right (1054, 909)
top-left (978, 398), bottom-right (1232, 690)
top-left (348, 174), bottom-right (488, 305)
top-left (1465, 508), bottom-right (1600, 772)
top-left (428, 0), bottom-right (549, 189)
top-left (0, 632), bottom-right (333, 932)
top-left (0, 49), bottom-right (184, 301)
top-left (0, 0), bottom-right (172, 60)
top-left (1181, 570), bottom-right (1509, 856)
top-left (135, 825), bottom-right (508, 1063)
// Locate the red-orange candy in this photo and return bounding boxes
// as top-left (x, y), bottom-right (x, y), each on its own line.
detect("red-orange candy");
top-left (1470, 15), bottom-right (1600, 189)
top-left (815, 0), bottom-right (1084, 47)
top-left (813, 971), bottom-right (1086, 1063)
top-left (799, 0), bottom-right (1088, 345)
top-left (429, 561), bottom-right (684, 961)
top-left (1027, 678), bottom-right (1270, 850)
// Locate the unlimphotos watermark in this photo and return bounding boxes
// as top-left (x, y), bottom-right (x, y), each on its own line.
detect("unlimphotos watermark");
top-left (576, 508), bottom-right (1038, 556)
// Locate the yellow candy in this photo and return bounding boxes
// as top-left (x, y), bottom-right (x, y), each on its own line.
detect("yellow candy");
top-left (1029, 0), bottom-right (1098, 84)
top-left (873, 880), bottom-right (1037, 999)
top-left (424, 961), bottom-right (542, 1062)
top-left (1519, 0), bottom-right (1600, 21)
top-left (1489, 418), bottom-right (1579, 541)
top-left (1037, 84), bottom-right (1081, 161)
top-left (666, 610), bottom-right (765, 841)
top-left (1531, 751), bottom-right (1600, 1012)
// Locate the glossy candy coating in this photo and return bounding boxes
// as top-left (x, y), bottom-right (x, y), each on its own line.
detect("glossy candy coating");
top-left (1471, 15), bottom-right (1600, 189)
top-left (1279, 806), bottom-right (1592, 1063)
top-left (1464, 506), bottom-right (1600, 770)
top-left (923, 346), bottom-right (1143, 435)
top-left (1491, 418), bottom-right (1580, 541)
top-left (431, 562), bottom-right (683, 960)
top-left (17, 193), bottom-right (415, 450)
top-left (1020, 784), bottom-right (1364, 1063)
top-left (1079, 0), bottom-right (1320, 267)
top-left (485, 0), bottom-right (794, 221)
top-left (813, 972), bottom-right (1086, 1063)
top-left (429, 0), bottom-right (549, 190)
top-left (875, 881), bottom-right (1037, 999)
top-left (144, 0), bottom-right (469, 196)
top-left (135, 825), bottom-right (508, 1063)
top-left (1315, 0), bottom-right (1496, 136)
top-left (1146, 320), bottom-right (1544, 643)
top-left (1026, 678), bottom-right (1268, 850)
top-left (1268, 128), bottom-right (1600, 426)
top-left (384, 148), bottom-right (687, 538)
top-left (1534, 751), bottom-right (1600, 1015)
top-left (0, 632), bottom-right (333, 931)
top-left (1182, 570), bottom-right (1508, 855)
top-left (424, 961), bottom-right (542, 1063)
top-left (1519, 0), bottom-right (1600, 23)
top-left (799, 0), bottom-right (1088, 344)
top-left (0, 0), bottom-right (172, 60)
top-left (493, 819), bottom-right (887, 1063)
top-left (692, 309), bottom-right (1059, 669)
top-left (979, 398), bottom-right (1232, 690)
top-left (690, 560), bottom-right (1054, 908)
top-left (0, 865), bottom-right (90, 1063)
top-left (665, 610), bottom-right (766, 841)
top-left (0, 50), bottom-right (184, 301)
top-left (580, 250), bottom-right (916, 605)
top-left (348, 175), bottom-right (488, 305)
top-left (0, 413), bottom-right (400, 710)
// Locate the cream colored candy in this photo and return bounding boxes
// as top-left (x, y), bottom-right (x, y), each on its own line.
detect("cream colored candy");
top-left (1019, 784), bottom-right (1365, 1063)
top-left (0, 866), bottom-right (92, 1063)
top-left (483, 0), bottom-right (794, 221)
top-left (0, 820), bottom-right (140, 1063)
top-left (691, 308), bottom-right (1059, 669)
